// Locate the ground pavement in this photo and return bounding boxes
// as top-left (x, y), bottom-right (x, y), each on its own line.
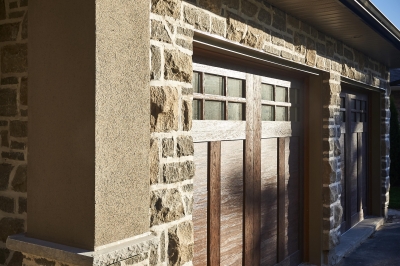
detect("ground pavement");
top-left (338, 209), bottom-right (400, 266)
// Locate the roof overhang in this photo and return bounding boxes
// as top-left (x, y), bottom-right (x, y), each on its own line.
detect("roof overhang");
top-left (266, 0), bottom-right (400, 68)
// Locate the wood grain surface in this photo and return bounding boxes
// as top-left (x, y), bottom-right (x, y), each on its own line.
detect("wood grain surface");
top-left (193, 142), bottom-right (208, 266)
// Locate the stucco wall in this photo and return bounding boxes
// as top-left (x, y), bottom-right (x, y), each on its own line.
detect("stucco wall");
top-left (0, 0), bottom-right (392, 265)
top-left (0, 0), bottom-right (28, 264)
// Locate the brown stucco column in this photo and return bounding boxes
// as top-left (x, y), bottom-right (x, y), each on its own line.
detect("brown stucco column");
top-left (6, 0), bottom-right (156, 265)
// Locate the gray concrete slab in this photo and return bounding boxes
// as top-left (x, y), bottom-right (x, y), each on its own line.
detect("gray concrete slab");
top-left (338, 209), bottom-right (400, 266)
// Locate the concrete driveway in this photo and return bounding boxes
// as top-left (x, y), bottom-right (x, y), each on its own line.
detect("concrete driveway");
top-left (338, 209), bottom-right (400, 266)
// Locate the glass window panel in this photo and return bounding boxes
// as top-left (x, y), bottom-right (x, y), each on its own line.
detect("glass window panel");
top-left (276, 106), bottom-right (288, 121)
top-left (227, 78), bottom-right (244, 98)
top-left (205, 101), bottom-right (224, 120)
top-left (290, 88), bottom-right (298, 104)
top-left (261, 105), bottom-right (274, 121)
top-left (340, 111), bottom-right (346, 122)
top-left (356, 100), bottom-right (361, 110)
top-left (261, 84), bottom-right (274, 101)
top-left (352, 112), bottom-right (357, 122)
top-left (362, 113), bottom-right (367, 122)
top-left (193, 72), bottom-right (201, 93)
top-left (290, 107), bottom-right (299, 122)
top-left (361, 101), bottom-right (366, 111)
top-left (204, 74), bottom-right (224, 95)
top-left (340, 97), bottom-right (345, 108)
top-left (275, 86), bottom-right (287, 102)
top-left (351, 99), bottom-right (356, 109)
top-left (193, 100), bottom-right (201, 120)
top-left (228, 103), bottom-right (245, 120)
top-left (356, 113), bottom-right (360, 122)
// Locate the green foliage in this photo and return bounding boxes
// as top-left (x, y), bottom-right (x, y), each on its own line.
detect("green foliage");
top-left (389, 186), bottom-right (400, 209)
top-left (390, 96), bottom-right (400, 187)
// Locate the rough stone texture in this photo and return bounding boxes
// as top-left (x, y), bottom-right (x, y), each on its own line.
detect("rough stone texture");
top-left (167, 221), bottom-right (194, 265)
top-left (150, 189), bottom-right (185, 226)
top-left (241, 0), bottom-right (258, 18)
top-left (151, 0), bottom-right (181, 19)
top-left (258, 8), bottom-right (271, 25)
top-left (0, 22), bottom-right (20, 42)
top-left (227, 16), bottom-right (246, 43)
top-left (151, 86), bottom-right (179, 132)
top-left (198, 0), bottom-right (222, 14)
top-left (163, 161), bottom-right (194, 184)
top-left (150, 46), bottom-right (161, 80)
top-left (177, 136), bottom-right (194, 156)
top-left (151, 20), bottom-right (172, 43)
top-left (150, 138), bottom-right (160, 185)
top-left (0, 89), bottom-right (18, 116)
top-left (18, 197), bottom-right (27, 214)
top-left (162, 138), bottom-right (174, 158)
top-left (0, 163), bottom-right (13, 190)
top-left (211, 16), bottom-right (225, 36)
top-left (10, 120), bottom-right (27, 137)
top-left (11, 164), bottom-right (27, 192)
top-left (0, 196), bottom-right (14, 213)
top-left (182, 99), bottom-right (192, 131)
top-left (7, 251), bottom-right (23, 266)
top-left (164, 50), bottom-right (192, 83)
top-left (184, 5), bottom-right (210, 32)
top-left (1, 43), bottom-right (28, 73)
top-left (0, 218), bottom-right (24, 242)
top-left (0, 3), bottom-right (29, 265)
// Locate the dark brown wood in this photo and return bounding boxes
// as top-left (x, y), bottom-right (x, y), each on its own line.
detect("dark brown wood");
top-left (208, 141), bottom-right (221, 266)
top-left (303, 78), bottom-right (309, 262)
top-left (253, 76), bottom-right (262, 265)
top-left (278, 137), bottom-right (286, 262)
top-left (193, 142), bottom-right (209, 266)
top-left (244, 74), bottom-right (255, 266)
top-left (260, 139), bottom-right (278, 266)
top-left (220, 140), bottom-right (244, 265)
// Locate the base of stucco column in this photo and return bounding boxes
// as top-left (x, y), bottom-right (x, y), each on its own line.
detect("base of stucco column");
top-left (6, 233), bottom-right (157, 266)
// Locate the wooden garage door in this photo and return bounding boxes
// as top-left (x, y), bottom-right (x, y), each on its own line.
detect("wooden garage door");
top-left (191, 61), bottom-right (304, 266)
top-left (339, 90), bottom-right (368, 233)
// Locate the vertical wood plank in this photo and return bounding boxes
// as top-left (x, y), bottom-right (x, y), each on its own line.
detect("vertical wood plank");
top-left (303, 78), bottom-right (309, 261)
top-left (193, 143), bottom-right (209, 265)
top-left (345, 94), bottom-right (352, 231)
top-left (244, 74), bottom-right (254, 266)
top-left (278, 137), bottom-right (286, 262)
top-left (357, 132), bottom-right (362, 213)
top-left (253, 75), bottom-right (262, 265)
top-left (208, 141), bottom-right (221, 266)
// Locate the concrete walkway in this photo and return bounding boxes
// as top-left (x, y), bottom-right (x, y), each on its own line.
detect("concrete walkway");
top-left (338, 209), bottom-right (400, 266)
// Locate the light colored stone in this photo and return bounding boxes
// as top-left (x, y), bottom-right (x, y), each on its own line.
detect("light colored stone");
top-left (183, 5), bottom-right (210, 32)
top-left (177, 136), bottom-right (193, 156)
top-left (151, 0), bottom-right (181, 19)
top-left (227, 17), bottom-right (246, 43)
top-left (164, 50), bottom-right (192, 83)
top-left (150, 189), bottom-right (185, 226)
top-left (151, 86), bottom-right (179, 132)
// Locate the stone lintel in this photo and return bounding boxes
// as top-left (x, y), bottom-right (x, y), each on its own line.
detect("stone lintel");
top-left (7, 233), bottom-right (157, 266)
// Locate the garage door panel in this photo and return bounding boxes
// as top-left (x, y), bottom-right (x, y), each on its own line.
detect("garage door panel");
top-left (261, 138), bottom-right (278, 266)
top-left (193, 142), bottom-right (208, 266)
top-left (220, 140), bottom-right (244, 266)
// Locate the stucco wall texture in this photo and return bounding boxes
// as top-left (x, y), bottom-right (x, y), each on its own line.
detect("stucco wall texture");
top-left (0, 0), bottom-right (392, 266)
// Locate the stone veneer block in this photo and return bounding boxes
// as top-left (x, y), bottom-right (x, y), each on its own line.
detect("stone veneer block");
top-left (27, 0), bottom-right (150, 250)
top-left (7, 233), bottom-right (157, 266)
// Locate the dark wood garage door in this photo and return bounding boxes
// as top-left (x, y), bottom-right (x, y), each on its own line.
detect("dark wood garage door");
top-left (191, 59), bottom-right (304, 266)
top-left (339, 89), bottom-right (369, 233)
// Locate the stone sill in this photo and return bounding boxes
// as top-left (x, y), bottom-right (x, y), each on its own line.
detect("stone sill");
top-left (335, 216), bottom-right (384, 264)
top-left (6, 233), bottom-right (157, 266)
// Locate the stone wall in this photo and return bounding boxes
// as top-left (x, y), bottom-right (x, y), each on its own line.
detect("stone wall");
top-left (147, 0), bottom-right (390, 265)
top-left (0, 0), bottom-right (28, 265)
top-left (0, 0), bottom-right (391, 266)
